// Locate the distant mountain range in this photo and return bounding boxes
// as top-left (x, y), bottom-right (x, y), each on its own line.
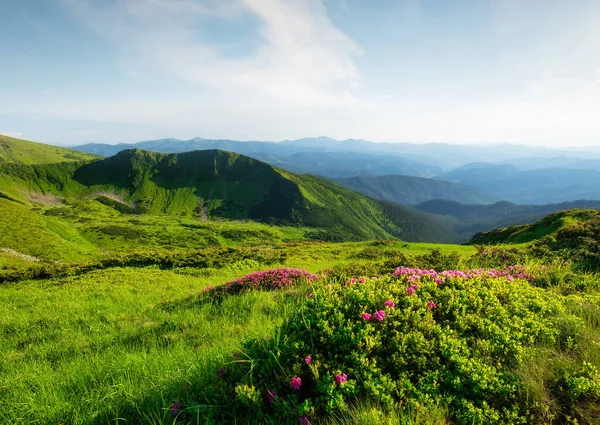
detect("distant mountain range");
top-left (334, 175), bottom-right (497, 206)
top-left (438, 163), bottom-right (600, 204)
top-left (73, 136), bottom-right (600, 171)
top-left (72, 137), bottom-right (600, 206)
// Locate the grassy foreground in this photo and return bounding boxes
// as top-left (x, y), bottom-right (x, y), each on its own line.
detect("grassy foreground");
top-left (0, 241), bottom-right (471, 424)
top-left (1, 241), bottom-right (600, 424)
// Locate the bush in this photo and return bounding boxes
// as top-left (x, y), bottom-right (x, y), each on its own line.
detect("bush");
top-left (175, 266), bottom-right (579, 424)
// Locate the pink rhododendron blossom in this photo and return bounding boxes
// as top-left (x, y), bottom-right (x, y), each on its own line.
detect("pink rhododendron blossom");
top-left (374, 310), bottom-right (386, 321)
top-left (290, 376), bottom-right (302, 390)
top-left (304, 355), bottom-right (312, 365)
top-left (427, 301), bottom-right (438, 309)
top-left (383, 299), bottom-right (395, 308)
top-left (362, 312), bottom-right (372, 321)
top-left (307, 293), bottom-right (314, 299)
top-left (335, 373), bottom-right (348, 385)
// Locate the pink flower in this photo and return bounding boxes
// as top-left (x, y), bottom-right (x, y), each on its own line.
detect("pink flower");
top-left (406, 286), bottom-right (415, 295)
top-left (335, 373), bottom-right (348, 385)
top-left (290, 375), bottom-right (302, 390)
top-left (266, 389), bottom-right (277, 404)
top-left (383, 299), bottom-right (395, 308)
top-left (170, 403), bottom-right (182, 416)
top-left (304, 355), bottom-right (312, 365)
top-left (362, 312), bottom-right (372, 321)
top-left (427, 301), bottom-right (438, 310)
top-left (307, 292), bottom-right (314, 299)
top-left (359, 277), bottom-right (366, 283)
top-left (373, 310), bottom-right (386, 321)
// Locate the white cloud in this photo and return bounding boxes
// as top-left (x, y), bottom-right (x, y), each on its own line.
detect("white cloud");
top-left (62, 0), bottom-right (362, 107)
top-left (0, 132), bottom-right (24, 138)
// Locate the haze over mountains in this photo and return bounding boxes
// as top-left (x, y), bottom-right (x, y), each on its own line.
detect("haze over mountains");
top-left (74, 136), bottom-right (600, 205)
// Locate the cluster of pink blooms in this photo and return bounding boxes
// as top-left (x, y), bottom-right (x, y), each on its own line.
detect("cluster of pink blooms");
top-left (335, 373), bottom-right (348, 385)
top-left (406, 283), bottom-right (419, 295)
top-left (345, 276), bottom-right (379, 285)
top-left (393, 266), bottom-right (535, 282)
top-left (206, 268), bottom-right (320, 294)
top-left (363, 311), bottom-right (387, 321)
top-left (290, 375), bottom-right (302, 390)
top-left (363, 299), bottom-right (395, 322)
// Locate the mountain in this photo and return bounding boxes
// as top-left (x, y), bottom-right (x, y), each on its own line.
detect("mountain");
top-left (72, 137), bottom-right (600, 173)
top-left (415, 199), bottom-right (600, 241)
top-left (437, 163), bottom-right (600, 204)
top-left (0, 134), bottom-right (98, 164)
top-left (249, 152), bottom-right (441, 178)
top-left (73, 138), bottom-right (441, 178)
top-left (334, 174), bottom-right (497, 205)
top-left (0, 147), bottom-right (455, 242)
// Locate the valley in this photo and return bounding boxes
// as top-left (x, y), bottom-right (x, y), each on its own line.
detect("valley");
top-left (1, 135), bottom-right (600, 424)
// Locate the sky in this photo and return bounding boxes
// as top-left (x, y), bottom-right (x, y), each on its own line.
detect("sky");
top-left (1, 0), bottom-right (599, 147)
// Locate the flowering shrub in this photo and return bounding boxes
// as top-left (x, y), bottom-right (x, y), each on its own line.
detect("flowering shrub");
top-left (205, 267), bottom-right (320, 296)
top-left (174, 266), bottom-right (598, 424)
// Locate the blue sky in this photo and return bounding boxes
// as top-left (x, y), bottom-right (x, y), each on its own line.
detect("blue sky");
top-left (1, 0), bottom-right (599, 147)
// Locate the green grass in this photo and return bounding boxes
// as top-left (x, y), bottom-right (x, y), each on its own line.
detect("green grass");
top-left (0, 135), bottom-right (98, 165)
top-left (0, 266), bottom-right (301, 424)
top-left (0, 240), bottom-right (475, 424)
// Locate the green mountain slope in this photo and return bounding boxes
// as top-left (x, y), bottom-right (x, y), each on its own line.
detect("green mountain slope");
top-left (0, 148), bottom-right (456, 243)
top-left (470, 208), bottom-right (600, 269)
top-left (334, 174), bottom-right (497, 205)
top-left (0, 134), bottom-right (98, 164)
top-left (415, 199), bottom-right (600, 242)
top-left (471, 208), bottom-right (600, 245)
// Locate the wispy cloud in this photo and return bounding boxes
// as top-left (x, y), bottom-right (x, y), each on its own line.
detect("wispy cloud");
top-left (62, 0), bottom-right (362, 107)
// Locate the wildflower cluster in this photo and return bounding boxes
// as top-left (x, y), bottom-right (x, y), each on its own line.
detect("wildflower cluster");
top-left (393, 265), bottom-right (535, 282)
top-left (174, 265), bottom-right (594, 424)
top-left (205, 267), bottom-right (320, 296)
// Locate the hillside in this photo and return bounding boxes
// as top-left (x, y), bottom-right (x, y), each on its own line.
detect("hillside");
top-left (0, 148), bottom-right (456, 245)
top-left (334, 174), bottom-right (497, 205)
top-left (415, 199), bottom-right (600, 241)
top-left (0, 134), bottom-right (97, 164)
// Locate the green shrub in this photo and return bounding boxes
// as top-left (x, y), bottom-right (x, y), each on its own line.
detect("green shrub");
top-left (178, 268), bottom-right (579, 424)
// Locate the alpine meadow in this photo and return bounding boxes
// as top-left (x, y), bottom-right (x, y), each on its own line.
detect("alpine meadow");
top-left (2, 1), bottom-right (600, 424)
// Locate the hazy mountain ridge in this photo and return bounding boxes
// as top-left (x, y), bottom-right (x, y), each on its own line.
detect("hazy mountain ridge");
top-left (72, 137), bottom-right (600, 205)
top-left (334, 174), bottom-right (498, 205)
top-left (416, 199), bottom-right (600, 241)
top-left (439, 164), bottom-right (600, 204)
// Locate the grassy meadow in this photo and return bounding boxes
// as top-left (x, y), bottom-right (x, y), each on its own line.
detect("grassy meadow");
top-left (1, 239), bottom-right (474, 424)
